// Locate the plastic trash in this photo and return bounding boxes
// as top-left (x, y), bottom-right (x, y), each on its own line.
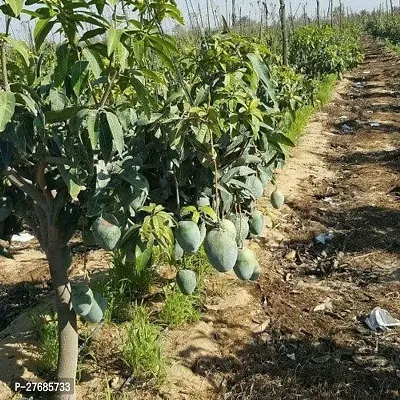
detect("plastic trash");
top-left (340, 124), bottom-right (354, 133)
top-left (365, 307), bottom-right (400, 331)
top-left (370, 122), bottom-right (380, 127)
top-left (314, 232), bottom-right (334, 245)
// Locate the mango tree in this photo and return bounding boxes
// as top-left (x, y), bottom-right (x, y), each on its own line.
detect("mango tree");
top-left (0, 0), bottom-right (183, 398)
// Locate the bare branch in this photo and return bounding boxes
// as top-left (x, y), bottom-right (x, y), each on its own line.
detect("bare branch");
top-left (5, 168), bottom-right (48, 211)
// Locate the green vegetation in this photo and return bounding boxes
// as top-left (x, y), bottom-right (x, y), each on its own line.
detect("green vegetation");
top-left (30, 312), bottom-right (59, 376)
top-left (122, 306), bottom-right (165, 383)
top-left (159, 288), bottom-right (201, 327)
top-left (0, 0), bottom-right (365, 391)
top-left (285, 74), bottom-right (337, 144)
top-left (290, 26), bottom-right (364, 77)
top-left (367, 15), bottom-right (400, 44)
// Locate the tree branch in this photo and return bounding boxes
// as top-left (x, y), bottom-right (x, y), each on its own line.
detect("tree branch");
top-left (5, 167), bottom-right (48, 211)
top-left (1, 17), bottom-right (11, 91)
top-left (99, 69), bottom-right (118, 108)
top-left (37, 160), bottom-right (54, 202)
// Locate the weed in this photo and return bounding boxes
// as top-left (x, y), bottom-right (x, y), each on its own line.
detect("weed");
top-left (111, 251), bottom-right (155, 297)
top-left (30, 311), bottom-right (59, 376)
top-left (316, 73), bottom-right (337, 106)
top-left (159, 287), bottom-right (201, 328)
top-left (122, 306), bottom-right (165, 384)
top-left (97, 249), bottom-right (157, 323)
top-left (99, 279), bottom-right (136, 323)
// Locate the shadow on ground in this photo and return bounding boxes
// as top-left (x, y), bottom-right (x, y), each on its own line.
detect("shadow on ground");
top-left (179, 332), bottom-right (400, 400)
top-left (338, 149), bottom-right (400, 172)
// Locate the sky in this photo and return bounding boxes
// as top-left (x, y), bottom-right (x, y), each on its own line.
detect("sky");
top-left (177, 0), bottom-right (389, 22)
top-left (1, 0), bottom-right (393, 40)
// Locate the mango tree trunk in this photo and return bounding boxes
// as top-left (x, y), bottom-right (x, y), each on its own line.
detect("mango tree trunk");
top-left (279, 0), bottom-right (289, 66)
top-left (47, 236), bottom-right (78, 400)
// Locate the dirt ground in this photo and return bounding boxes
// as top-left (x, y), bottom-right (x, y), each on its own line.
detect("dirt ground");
top-left (0, 37), bottom-right (399, 400)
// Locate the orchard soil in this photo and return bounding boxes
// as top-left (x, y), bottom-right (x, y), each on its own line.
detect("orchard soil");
top-left (0, 37), bottom-right (399, 400)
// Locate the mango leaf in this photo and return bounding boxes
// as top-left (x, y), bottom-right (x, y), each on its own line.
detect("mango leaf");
top-left (53, 43), bottom-right (69, 87)
top-left (59, 166), bottom-right (82, 200)
top-left (5, 0), bottom-right (23, 16)
top-left (34, 18), bottom-right (56, 51)
top-left (15, 92), bottom-right (38, 116)
top-left (198, 205), bottom-right (217, 222)
top-left (163, 4), bottom-right (184, 25)
top-left (131, 76), bottom-right (151, 119)
top-left (0, 91), bottom-right (16, 133)
top-left (220, 166), bottom-right (256, 184)
top-left (71, 61), bottom-right (89, 97)
top-left (4, 37), bottom-right (30, 66)
top-left (6, 122), bottom-right (26, 154)
top-left (105, 111), bottom-right (124, 157)
top-left (80, 27), bottom-right (106, 42)
top-left (82, 47), bottom-right (103, 79)
top-left (247, 53), bottom-right (277, 104)
top-left (49, 88), bottom-right (68, 111)
top-left (87, 110), bottom-right (100, 149)
top-left (135, 237), bottom-right (154, 272)
top-left (45, 106), bottom-right (85, 123)
top-left (107, 28), bottom-right (123, 57)
top-left (99, 113), bottom-right (113, 163)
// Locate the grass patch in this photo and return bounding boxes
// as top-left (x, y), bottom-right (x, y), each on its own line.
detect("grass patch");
top-left (30, 311), bottom-right (59, 376)
top-left (285, 73), bottom-right (337, 144)
top-left (159, 287), bottom-right (201, 328)
top-left (316, 74), bottom-right (337, 105)
top-left (122, 305), bottom-right (165, 384)
top-left (98, 250), bottom-right (158, 323)
top-left (158, 247), bottom-right (210, 327)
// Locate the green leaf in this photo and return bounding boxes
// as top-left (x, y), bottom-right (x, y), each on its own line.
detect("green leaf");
top-left (71, 61), bottom-right (89, 97)
top-left (34, 18), bottom-right (56, 51)
top-left (247, 53), bottom-right (277, 104)
top-left (45, 106), bottom-right (85, 123)
top-left (135, 238), bottom-right (153, 272)
top-left (5, 0), bottom-right (23, 16)
top-left (49, 88), bottom-right (68, 111)
top-left (131, 77), bottom-right (151, 119)
top-left (199, 205), bottom-right (217, 222)
top-left (4, 37), bottom-right (30, 66)
top-left (82, 47), bottom-right (103, 79)
top-left (54, 43), bottom-right (69, 87)
top-left (105, 111), bottom-right (124, 157)
top-left (66, 170), bottom-right (81, 200)
top-left (80, 27), bottom-right (107, 42)
top-left (87, 110), bottom-right (100, 149)
top-left (99, 113), bottom-right (113, 163)
top-left (107, 28), bottom-right (123, 57)
top-left (0, 91), bottom-right (16, 133)
top-left (116, 42), bottom-right (129, 72)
